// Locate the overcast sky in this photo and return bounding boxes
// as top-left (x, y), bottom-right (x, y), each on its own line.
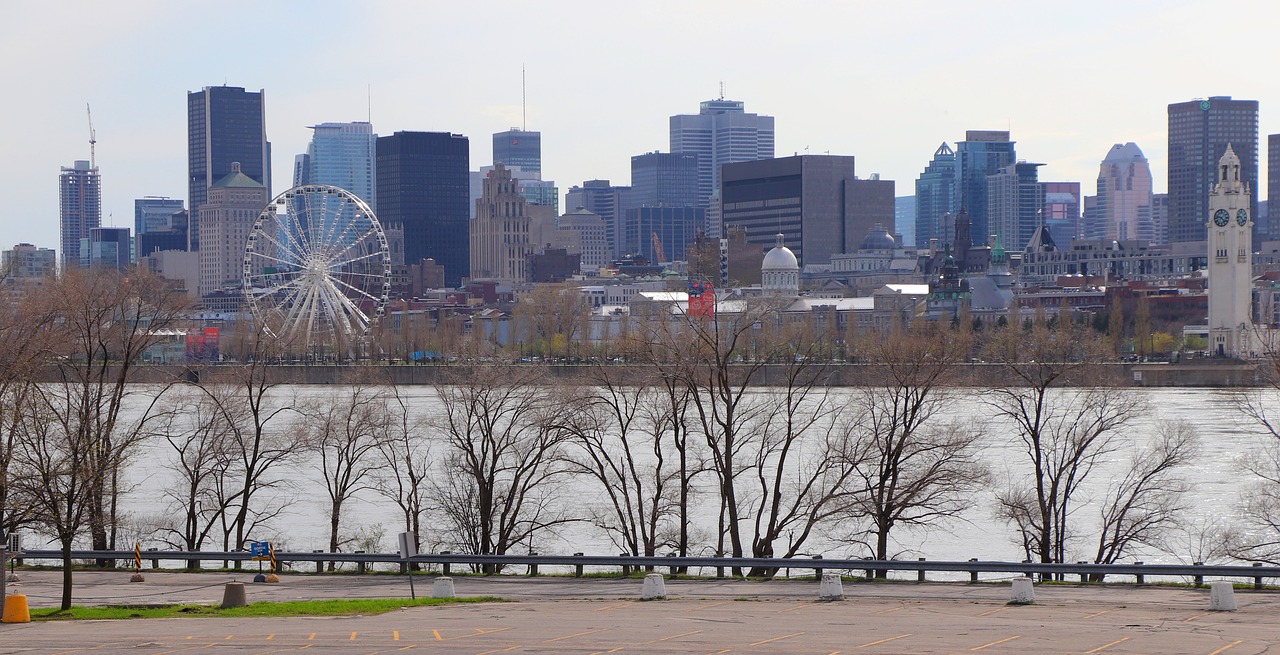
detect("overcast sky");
top-left (3, 0), bottom-right (1279, 250)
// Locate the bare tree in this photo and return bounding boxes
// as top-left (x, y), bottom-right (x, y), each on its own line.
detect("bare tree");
top-left (1225, 373), bottom-right (1280, 563)
top-left (374, 384), bottom-right (433, 560)
top-left (299, 379), bottom-right (393, 562)
top-left (0, 284), bottom-right (51, 539)
top-left (1092, 420), bottom-right (1198, 570)
top-left (984, 316), bottom-right (1147, 567)
top-left (432, 364), bottom-right (576, 568)
top-left (842, 323), bottom-right (989, 569)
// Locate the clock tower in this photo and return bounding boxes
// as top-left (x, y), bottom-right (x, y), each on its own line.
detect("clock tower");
top-left (1207, 144), bottom-right (1253, 358)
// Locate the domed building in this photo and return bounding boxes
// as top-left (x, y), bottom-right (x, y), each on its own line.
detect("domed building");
top-left (762, 233), bottom-right (800, 296)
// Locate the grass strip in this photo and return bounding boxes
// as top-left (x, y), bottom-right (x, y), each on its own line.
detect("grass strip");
top-left (30, 596), bottom-right (500, 621)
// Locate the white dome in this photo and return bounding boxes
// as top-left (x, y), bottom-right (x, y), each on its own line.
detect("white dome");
top-left (763, 244), bottom-right (799, 271)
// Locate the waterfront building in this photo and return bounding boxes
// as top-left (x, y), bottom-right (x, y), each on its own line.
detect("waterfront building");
top-left (1206, 145), bottom-right (1253, 357)
top-left (914, 143), bottom-right (956, 247)
top-left (59, 160), bottom-right (101, 269)
top-left (198, 162), bottom-right (268, 298)
top-left (954, 131), bottom-right (1016, 242)
top-left (670, 98), bottom-right (774, 208)
top-left (720, 155), bottom-right (893, 266)
top-left (188, 86), bottom-right (270, 250)
top-left (294, 122), bottom-right (376, 208)
top-left (376, 131), bottom-right (470, 287)
top-left (1167, 96), bottom-right (1258, 244)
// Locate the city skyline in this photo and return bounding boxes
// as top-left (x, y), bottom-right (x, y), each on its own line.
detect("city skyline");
top-left (6, 1), bottom-right (1280, 251)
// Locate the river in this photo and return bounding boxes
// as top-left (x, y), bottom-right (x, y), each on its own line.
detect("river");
top-left (101, 385), bottom-right (1271, 573)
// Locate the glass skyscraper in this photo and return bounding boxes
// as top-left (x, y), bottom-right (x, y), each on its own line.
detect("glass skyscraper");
top-left (493, 128), bottom-right (541, 177)
top-left (59, 160), bottom-right (100, 269)
top-left (954, 131), bottom-right (1016, 244)
top-left (294, 122), bottom-right (377, 209)
top-left (1167, 96), bottom-right (1257, 244)
top-left (187, 86), bottom-right (270, 250)
top-left (135, 196), bottom-right (185, 236)
top-left (914, 143), bottom-right (956, 247)
top-left (376, 131), bottom-right (470, 287)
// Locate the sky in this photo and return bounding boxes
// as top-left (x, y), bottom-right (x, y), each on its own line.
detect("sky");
top-left (4, 0), bottom-right (1280, 250)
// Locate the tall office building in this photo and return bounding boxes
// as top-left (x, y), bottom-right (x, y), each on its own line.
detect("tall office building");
top-left (2, 243), bottom-right (56, 285)
top-left (720, 155), bottom-right (894, 266)
top-left (565, 180), bottom-right (633, 259)
top-left (895, 196), bottom-right (916, 248)
top-left (83, 227), bottom-right (132, 271)
top-left (188, 86), bottom-right (270, 250)
top-left (492, 128), bottom-right (541, 178)
top-left (914, 143), bottom-right (957, 247)
top-left (630, 152), bottom-right (700, 208)
top-left (1269, 134), bottom-right (1280, 242)
top-left (1094, 143), bottom-right (1154, 242)
top-left (376, 131), bottom-right (470, 287)
top-left (1167, 96), bottom-right (1258, 244)
top-left (470, 164), bottom-right (554, 282)
top-left (670, 98), bottom-right (774, 208)
top-left (954, 131), bottom-right (1016, 242)
top-left (135, 196), bottom-right (185, 238)
top-left (1041, 181), bottom-right (1081, 246)
top-left (294, 121), bottom-right (377, 208)
top-left (198, 162), bottom-right (267, 297)
top-left (59, 160), bottom-right (101, 269)
top-left (987, 161), bottom-right (1044, 251)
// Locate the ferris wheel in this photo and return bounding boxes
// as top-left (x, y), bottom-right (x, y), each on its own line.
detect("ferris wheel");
top-left (242, 184), bottom-right (391, 349)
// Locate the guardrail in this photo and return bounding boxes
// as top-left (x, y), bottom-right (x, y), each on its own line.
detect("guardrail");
top-left (12, 550), bottom-right (1280, 588)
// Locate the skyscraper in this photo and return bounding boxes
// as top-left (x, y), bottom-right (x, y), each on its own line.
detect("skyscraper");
top-left (1094, 143), bottom-right (1154, 242)
top-left (135, 196), bottom-right (185, 236)
top-left (469, 164), bottom-right (554, 282)
top-left (492, 128), bottom-right (541, 177)
top-left (1269, 133), bottom-right (1280, 241)
top-left (59, 160), bottom-right (100, 269)
top-left (987, 161), bottom-right (1044, 251)
top-left (188, 86), bottom-right (270, 250)
top-left (1167, 96), bottom-right (1258, 244)
top-left (630, 152), bottom-right (699, 208)
top-left (198, 162), bottom-right (267, 297)
top-left (914, 143), bottom-right (956, 247)
top-left (294, 121), bottom-right (376, 208)
top-left (670, 98), bottom-right (774, 208)
top-left (564, 180), bottom-right (632, 259)
top-left (954, 131), bottom-right (1016, 242)
top-left (375, 131), bottom-right (470, 287)
top-left (83, 227), bottom-right (131, 271)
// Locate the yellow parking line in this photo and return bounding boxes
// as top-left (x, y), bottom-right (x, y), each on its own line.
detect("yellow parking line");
top-left (648, 630), bottom-right (703, 643)
top-left (1085, 636), bottom-right (1129, 653)
top-left (473, 646), bottom-right (522, 655)
top-left (689, 601), bottom-right (730, 611)
top-left (1083, 609), bottom-right (1115, 619)
top-left (1208, 641), bottom-right (1244, 655)
top-left (972, 635), bottom-right (1021, 651)
top-left (873, 606), bottom-right (904, 616)
top-left (441, 628), bottom-right (513, 642)
top-left (350, 632), bottom-right (358, 641)
top-left (393, 631), bottom-right (399, 641)
top-left (266, 635), bottom-right (275, 640)
top-left (857, 634), bottom-right (910, 648)
top-left (307, 633), bottom-right (316, 641)
top-left (779, 603), bottom-right (812, 613)
top-left (976, 606), bottom-right (1009, 617)
top-left (433, 630), bottom-right (443, 641)
top-left (545, 628), bottom-right (608, 643)
top-left (1184, 613), bottom-right (1208, 622)
top-left (749, 632), bottom-right (804, 646)
top-left (595, 602), bottom-right (631, 612)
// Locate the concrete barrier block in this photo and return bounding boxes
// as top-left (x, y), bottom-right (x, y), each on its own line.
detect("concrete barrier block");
top-left (641, 572), bottom-right (666, 600)
top-left (220, 581), bottom-right (247, 609)
top-left (1, 594), bottom-right (30, 623)
top-left (818, 572), bottom-right (844, 601)
top-left (433, 576), bottom-right (455, 598)
top-left (1209, 581), bottom-right (1237, 611)
top-left (1010, 576), bottom-right (1035, 604)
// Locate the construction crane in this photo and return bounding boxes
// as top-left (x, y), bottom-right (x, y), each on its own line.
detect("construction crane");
top-left (651, 231), bottom-right (666, 264)
top-left (85, 103), bottom-right (97, 168)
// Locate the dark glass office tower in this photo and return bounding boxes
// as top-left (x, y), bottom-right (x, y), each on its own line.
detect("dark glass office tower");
top-left (376, 131), bottom-right (470, 287)
top-left (630, 152), bottom-right (699, 208)
top-left (953, 131), bottom-right (1016, 243)
top-left (914, 143), bottom-right (956, 247)
top-left (1167, 96), bottom-right (1258, 244)
top-left (492, 128), bottom-right (541, 178)
top-left (187, 86), bottom-right (270, 250)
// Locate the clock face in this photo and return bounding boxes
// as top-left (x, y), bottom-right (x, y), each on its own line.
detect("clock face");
top-left (1201, 100), bottom-right (1211, 110)
top-left (1214, 209), bottom-right (1230, 227)
top-left (1238, 209), bottom-right (1249, 226)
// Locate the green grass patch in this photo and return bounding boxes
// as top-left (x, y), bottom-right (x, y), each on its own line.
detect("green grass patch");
top-left (30, 596), bottom-right (500, 621)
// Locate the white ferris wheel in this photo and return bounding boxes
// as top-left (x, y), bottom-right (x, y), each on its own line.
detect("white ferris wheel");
top-left (242, 184), bottom-right (391, 350)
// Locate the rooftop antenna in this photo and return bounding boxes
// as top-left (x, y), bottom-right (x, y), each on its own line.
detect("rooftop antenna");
top-left (85, 103), bottom-right (96, 168)
top-left (719, 81), bottom-right (725, 100)
top-left (522, 65), bottom-right (527, 131)
top-left (367, 84), bottom-right (372, 123)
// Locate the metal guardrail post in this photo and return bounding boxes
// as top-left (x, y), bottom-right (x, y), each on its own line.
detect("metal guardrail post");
top-left (1077, 561), bottom-right (1088, 583)
top-left (667, 553), bottom-right (678, 578)
top-left (969, 558), bottom-right (979, 582)
top-left (574, 553), bottom-right (584, 577)
top-left (528, 552), bottom-right (538, 577)
top-left (715, 551), bottom-right (724, 579)
top-left (918, 558), bottom-right (926, 582)
top-left (1134, 561), bottom-right (1144, 584)
top-left (620, 553), bottom-right (630, 576)
top-left (441, 551), bottom-right (451, 576)
top-left (356, 551), bottom-right (366, 575)
top-left (1255, 562), bottom-right (1264, 590)
top-left (313, 550), bottom-right (324, 573)
top-left (812, 554), bottom-right (823, 579)
top-left (1194, 561), bottom-right (1203, 587)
